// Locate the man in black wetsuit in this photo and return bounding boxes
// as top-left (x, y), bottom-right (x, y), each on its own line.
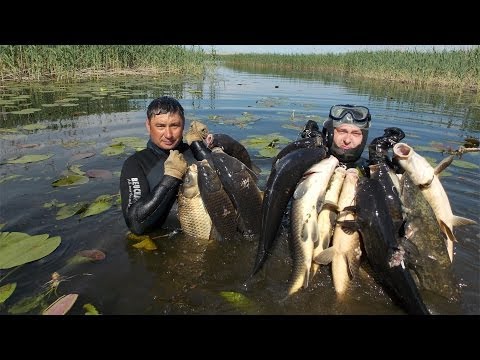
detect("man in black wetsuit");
top-left (119, 96), bottom-right (210, 235)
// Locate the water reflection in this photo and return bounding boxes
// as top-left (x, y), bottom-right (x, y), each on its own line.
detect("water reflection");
top-left (0, 66), bottom-right (478, 315)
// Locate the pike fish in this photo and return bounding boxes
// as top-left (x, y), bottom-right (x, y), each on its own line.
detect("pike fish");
top-left (400, 171), bottom-right (462, 309)
top-left (197, 159), bottom-right (237, 242)
top-left (287, 156), bottom-right (339, 296)
top-left (340, 177), bottom-right (429, 315)
top-left (210, 147), bottom-right (263, 238)
top-left (315, 168), bottom-right (361, 298)
top-left (178, 163), bottom-right (212, 240)
top-left (393, 143), bottom-right (477, 261)
top-left (251, 146), bottom-right (327, 276)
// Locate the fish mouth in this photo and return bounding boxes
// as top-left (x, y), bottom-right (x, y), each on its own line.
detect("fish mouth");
top-left (393, 143), bottom-right (412, 158)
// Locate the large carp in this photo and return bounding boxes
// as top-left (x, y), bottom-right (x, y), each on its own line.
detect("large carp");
top-left (197, 159), bottom-right (237, 242)
top-left (393, 143), bottom-right (476, 261)
top-left (400, 172), bottom-right (462, 312)
top-left (251, 146), bottom-right (327, 276)
top-left (177, 163), bottom-right (212, 240)
top-left (210, 147), bottom-right (263, 238)
top-left (271, 136), bottom-right (325, 171)
top-left (340, 177), bottom-right (429, 315)
top-left (315, 168), bottom-right (361, 298)
top-left (287, 156), bottom-right (339, 296)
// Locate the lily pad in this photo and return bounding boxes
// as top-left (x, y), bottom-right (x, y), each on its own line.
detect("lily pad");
top-left (84, 303), bottom-right (100, 315)
top-left (7, 153), bottom-right (54, 164)
top-left (52, 174), bottom-right (89, 187)
top-left (56, 201), bottom-right (89, 220)
top-left (0, 231), bottom-right (61, 269)
top-left (80, 195), bottom-right (113, 218)
top-left (0, 283), bottom-right (16, 303)
top-left (219, 291), bottom-right (258, 313)
top-left (69, 152), bottom-right (96, 161)
top-left (8, 292), bottom-right (48, 314)
top-left (42, 293), bottom-right (78, 315)
top-left (101, 144), bottom-right (126, 156)
top-left (132, 238), bottom-right (157, 250)
top-left (86, 169), bottom-right (112, 179)
top-left (0, 174), bottom-right (21, 184)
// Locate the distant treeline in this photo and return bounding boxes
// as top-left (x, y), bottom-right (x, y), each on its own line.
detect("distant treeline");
top-left (220, 48), bottom-right (480, 92)
top-left (0, 45), bottom-right (215, 82)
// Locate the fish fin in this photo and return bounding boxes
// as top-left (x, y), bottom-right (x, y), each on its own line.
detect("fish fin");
top-left (320, 201), bottom-right (339, 212)
top-left (341, 205), bottom-right (357, 214)
top-left (303, 268), bottom-right (310, 289)
top-left (345, 254), bottom-right (355, 280)
top-left (337, 220), bottom-right (358, 235)
top-left (400, 236), bottom-right (420, 258)
top-left (452, 215), bottom-right (477, 226)
top-left (434, 155), bottom-right (454, 175)
top-left (439, 221), bottom-right (457, 243)
top-left (314, 247), bottom-right (334, 265)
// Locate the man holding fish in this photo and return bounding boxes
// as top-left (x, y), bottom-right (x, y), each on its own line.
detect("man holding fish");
top-left (119, 96), bottom-right (211, 235)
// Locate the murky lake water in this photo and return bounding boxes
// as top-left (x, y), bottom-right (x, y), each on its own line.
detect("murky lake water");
top-left (0, 66), bottom-right (478, 315)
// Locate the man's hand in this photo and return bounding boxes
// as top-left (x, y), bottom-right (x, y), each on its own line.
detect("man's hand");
top-left (184, 120), bottom-right (209, 145)
top-left (164, 150), bottom-right (187, 179)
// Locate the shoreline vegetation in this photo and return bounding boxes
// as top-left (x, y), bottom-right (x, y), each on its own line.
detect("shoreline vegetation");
top-left (0, 45), bottom-right (478, 93)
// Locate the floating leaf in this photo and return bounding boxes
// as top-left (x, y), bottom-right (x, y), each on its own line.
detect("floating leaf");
top-left (452, 159), bottom-right (479, 169)
top-left (84, 303), bottom-right (100, 315)
top-left (132, 238), bottom-right (157, 250)
top-left (76, 249), bottom-right (106, 261)
top-left (0, 174), bottom-right (21, 184)
top-left (67, 164), bottom-right (85, 176)
top-left (8, 292), bottom-right (48, 314)
top-left (0, 232), bottom-right (61, 269)
top-left (259, 147), bottom-right (280, 158)
top-left (69, 152), bottom-right (96, 161)
top-left (56, 201), bottom-right (89, 220)
top-left (111, 137), bottom-right (146, 150)
top-left (0, 134), bottom-right (28, 141)
top-left (16, 143), bottom-right (41, 149)
top-left (7, 153), bottom-right (54, 164)
top-left (101, 144), bottom-right (125, 156)
top-left (0, 283), bottom-right (16, 303)
top-left (219, 291), bottom-right (258, 314)
top-left (42, 293), bottom-right (78, 315)
top-left (80, 195), bottom-right (113, 218)
top-left (86, 169), bottom-right (112, 179)
top-left (52, 174), bottom-right (89, 187)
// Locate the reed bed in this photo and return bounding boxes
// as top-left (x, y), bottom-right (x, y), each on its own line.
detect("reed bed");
top-left (0, 45), bottom-right (215, 82)
top-left (221, 47), bottom-right (480, 92)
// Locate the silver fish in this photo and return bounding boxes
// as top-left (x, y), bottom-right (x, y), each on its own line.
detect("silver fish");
top-left (288, 155), bottom-right (338, 296)
top-left (393, 143), bottom-right (476, 261)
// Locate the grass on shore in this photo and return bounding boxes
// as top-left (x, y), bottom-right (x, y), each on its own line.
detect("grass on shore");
top-left (220, 47), bottom-right (480, 92)
top-left (0, 45), bottom-right (215, 82)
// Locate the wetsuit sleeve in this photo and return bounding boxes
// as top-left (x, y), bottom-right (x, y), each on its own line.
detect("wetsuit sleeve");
top-left (120, 156), bottom-right (181, 235)
top-left (189, 140), bottom-right (212, 161)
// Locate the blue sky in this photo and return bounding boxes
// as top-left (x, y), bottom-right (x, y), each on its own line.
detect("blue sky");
top-left (200, 45), bottom-right (475, 55)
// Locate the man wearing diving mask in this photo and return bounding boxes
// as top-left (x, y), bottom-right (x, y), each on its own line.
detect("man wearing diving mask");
top-left (301, 104), bottom-right (372, 171)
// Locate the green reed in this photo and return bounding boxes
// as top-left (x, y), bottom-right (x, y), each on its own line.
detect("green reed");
top-left (0, 45), bottom-right (216, 82)
top-left (220, 47), bottom-right (480, 92)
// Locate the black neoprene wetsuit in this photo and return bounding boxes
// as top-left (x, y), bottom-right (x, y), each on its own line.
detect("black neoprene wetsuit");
top-left (120, 139), bottom-right (211, 235)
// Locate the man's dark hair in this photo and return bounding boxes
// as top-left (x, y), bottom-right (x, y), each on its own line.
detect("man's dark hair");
top-left (147, 96), bottom-right (185, 122)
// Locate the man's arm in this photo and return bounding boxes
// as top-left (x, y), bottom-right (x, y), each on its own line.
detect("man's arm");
top-left (119, 153), bottom-right (185, 235)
